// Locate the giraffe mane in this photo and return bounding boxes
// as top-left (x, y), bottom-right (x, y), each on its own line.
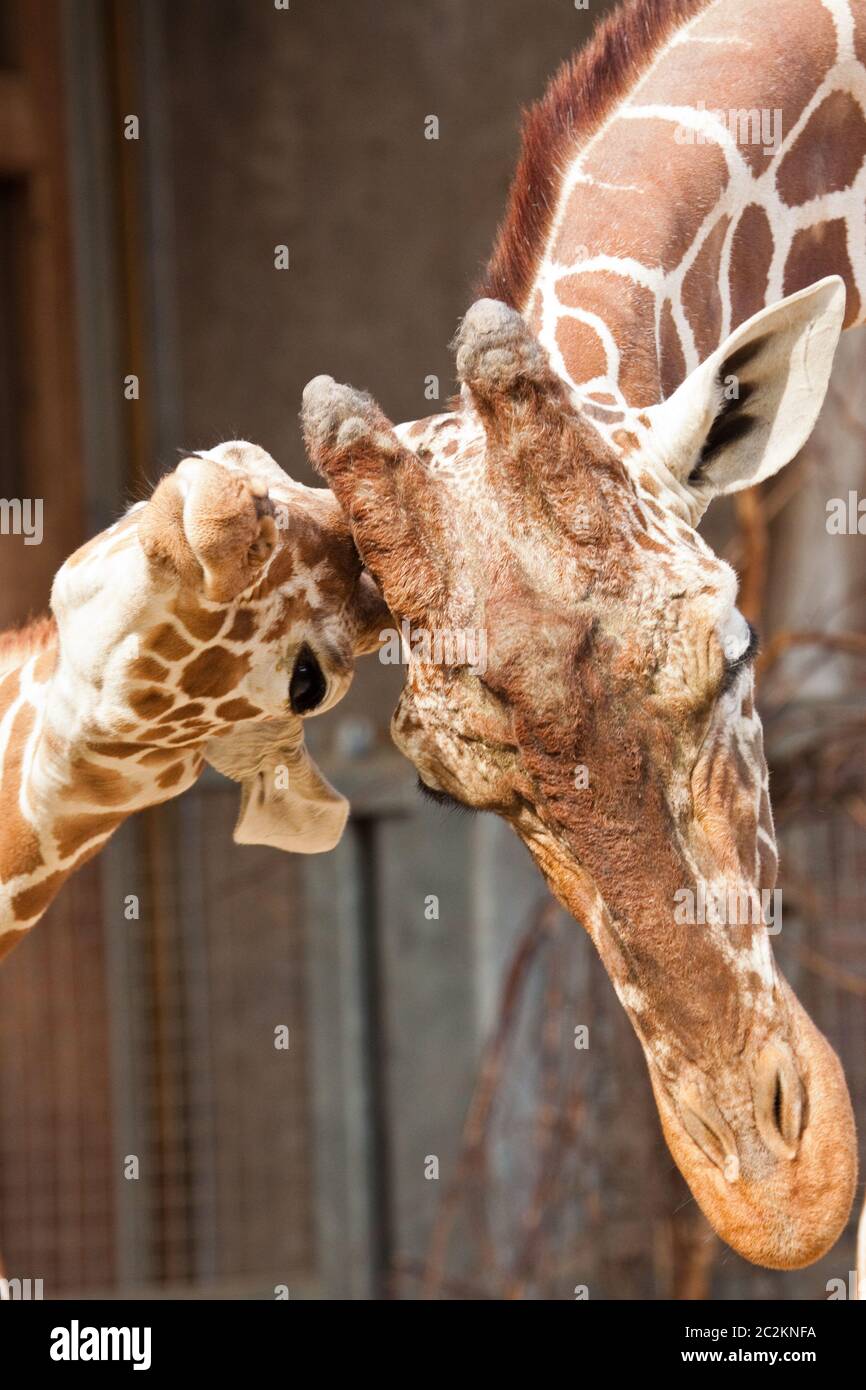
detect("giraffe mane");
top-left (0, 614), bottom-right (57, 680)
top-left (480, 0), bottom-right (713, 310)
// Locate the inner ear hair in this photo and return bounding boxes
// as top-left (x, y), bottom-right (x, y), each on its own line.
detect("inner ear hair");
top-left (688, 337), bottom-right (769, 484)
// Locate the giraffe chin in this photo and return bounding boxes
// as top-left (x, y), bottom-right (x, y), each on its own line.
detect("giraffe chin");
top-left (646, 983), bottom-right (857, 1271)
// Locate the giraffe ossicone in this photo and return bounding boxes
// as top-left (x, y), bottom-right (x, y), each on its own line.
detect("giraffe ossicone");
top-left (0, 440), bottom-right (389, 959)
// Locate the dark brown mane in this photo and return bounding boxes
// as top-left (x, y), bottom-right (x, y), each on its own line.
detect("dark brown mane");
top-left (480, 0), bottom-right (713, 309)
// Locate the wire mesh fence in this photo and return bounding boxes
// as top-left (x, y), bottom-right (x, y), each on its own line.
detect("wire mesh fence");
top-left (0, 779), bottom-right (316, 1298)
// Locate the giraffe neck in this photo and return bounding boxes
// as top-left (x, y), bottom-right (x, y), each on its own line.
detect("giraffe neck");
top-left (0, 621), bottom-right (202, 957)
top-left (506, 0), bottom-right (866, 446)
top-left (0, 510), bottom-right (203, 957)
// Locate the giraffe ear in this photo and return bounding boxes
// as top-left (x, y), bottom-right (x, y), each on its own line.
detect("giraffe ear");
top-left (645, 276), bottom-right (845, 506)
top-left (204, 721), bottom-right (349, 854)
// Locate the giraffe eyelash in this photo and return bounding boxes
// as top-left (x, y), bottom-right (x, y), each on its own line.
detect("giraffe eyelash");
top-left (416, 776), bottom-right (477, 815)
top-left (721, 622), bottom-right (760, 693)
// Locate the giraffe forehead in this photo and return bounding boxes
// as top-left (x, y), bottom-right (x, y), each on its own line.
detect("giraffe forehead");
top-left (396, 401), bottom-right (737, 641)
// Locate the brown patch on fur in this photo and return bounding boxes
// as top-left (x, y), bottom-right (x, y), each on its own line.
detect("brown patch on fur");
top-left (146, 623), bottom-right (194, 663)
top-left (0, 705), bottom-right (44, 881)
top-left (777, 92), bottom-right (866, 207)
top-left (225, 608), bottom-right (257, 643)
top-left (612, 429), bottom-right (641, 454)
top-left (54, 811), bottom-right (122, 859)
top-left (856, 2), bottom-right (866, 67)
top-left (215, 697), bottom-right (262, 721)
top-left (633, 528), bottom-right (669, 553)
top-left (263, 595), bottom-right (315, 643)
top-left (638, 470), bottom-right (661, 499)
top-left (129, 655), bottom-right (170, 683)
top-left (783, 219), bottom-right (861, 326)
top-left (87, 741), bottom-right (145, 759)
top-left (732, 753), bottom-right (759, 874)
top-left (13, 869), bottom-right (70, 923)
top-left (58, 757), bottom-right (136, 806)
top-left (137, 747), bottom-right (184, 766)
top-left (564, 124), bottom-right (728, 273)
top-left (129, 687), bottom-right (175, 720)
top-left (481, 0), bottom-right (714, 307)
top-left (554, 315), bottom-right (608, 384)
top-left (682, 215), bottom-right (730, 359)
top-left (0, 928), bottom-right (28, 962)
top-left (156, 761), bottom-right (188, 790)
top-left (557, 271), bottom-right (659, 405)
top-left (180, 646), bottom-right (251, 699)
top-left (659, 300), bottom-right (686, 398)
top-left (159, 701), bottom-right (204, 722)
top-left (729, 204), bottom-right (773, 329)
top-left (583, 404), bottom-right (625, 426)
top-left (171, 599), bottom-right (225, 642)
top-left (640, 0), bottom-right (836, 177)
top-left (735, 817), bottom-right (758, 881)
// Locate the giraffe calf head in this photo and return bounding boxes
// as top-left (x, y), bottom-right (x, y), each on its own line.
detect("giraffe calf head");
top-left (53, 441), bottom-right (390, 854)
top-left (302, 280), bottom-right (857, 1267)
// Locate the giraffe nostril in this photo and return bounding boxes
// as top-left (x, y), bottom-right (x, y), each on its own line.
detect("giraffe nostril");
top-left (753, 1040), bottom-right (804, 1160)
top-left (679, 1083), bottom-right (740, 1182)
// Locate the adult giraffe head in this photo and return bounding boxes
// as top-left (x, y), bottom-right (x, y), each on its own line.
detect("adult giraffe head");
top-left (297, 0), bottom-right (866, 1269)
top-left (302, 282), bottom-right (855, 1271)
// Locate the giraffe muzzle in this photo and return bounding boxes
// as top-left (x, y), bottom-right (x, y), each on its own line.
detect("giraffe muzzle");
top-left (649, 984), bottom-right (857, 1270)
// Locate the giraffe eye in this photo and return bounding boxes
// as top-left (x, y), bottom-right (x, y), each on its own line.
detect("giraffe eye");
top-left (289, 645), bottom-right (327, 714)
